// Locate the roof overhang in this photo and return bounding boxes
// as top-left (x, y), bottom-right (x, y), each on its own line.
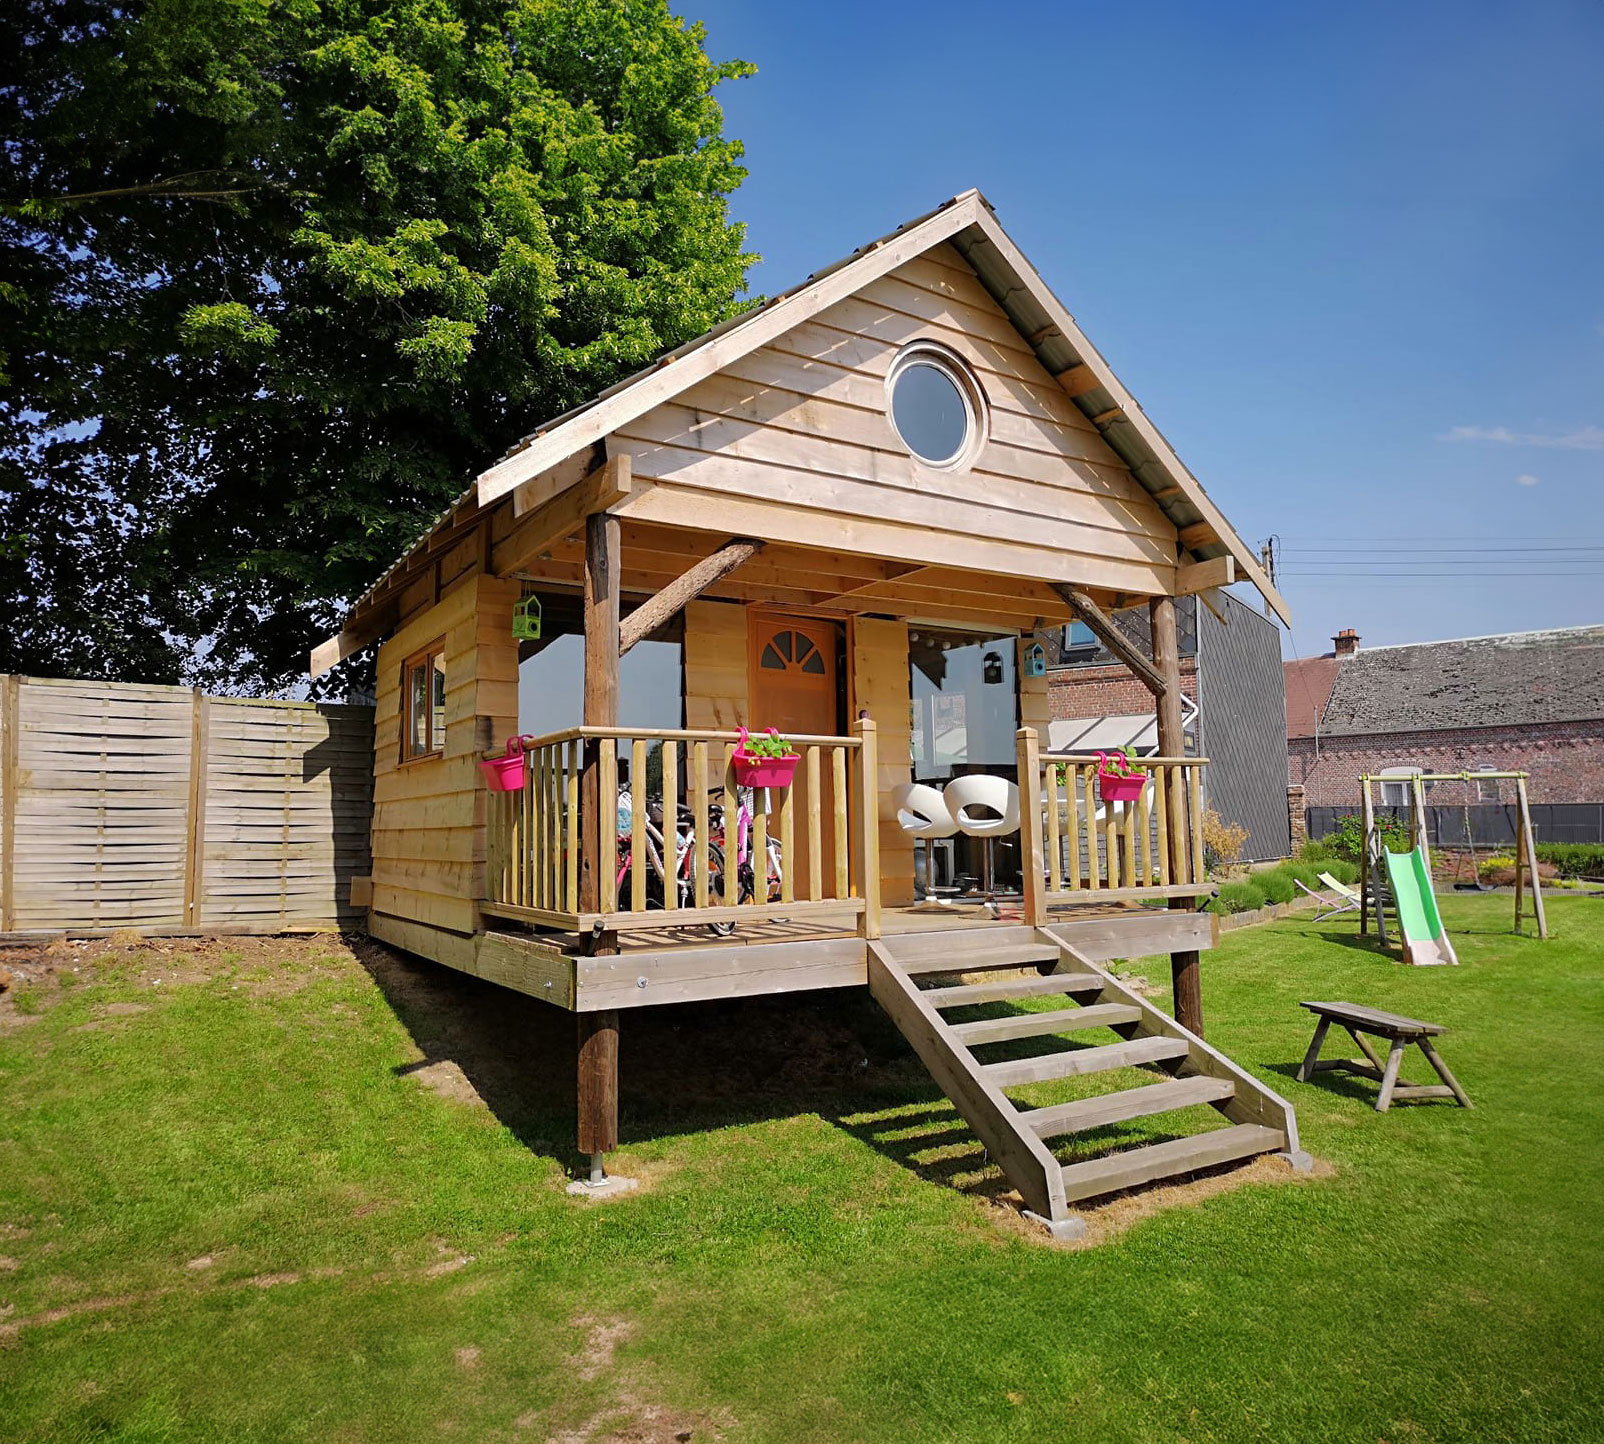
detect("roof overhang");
top-left (313, 189), bottom-right (1288, 676)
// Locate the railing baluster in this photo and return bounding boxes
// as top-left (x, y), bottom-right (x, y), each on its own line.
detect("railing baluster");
top-left (1153, 766), bottom-right (1171, 886)
top-left (1104, 780), bottom-right (1119, 888)
top-left (1122, 789), bottom-right (1137, 888)
top-left (1082, 766), bottom-right (1099, 892)
top-left (692, 740), bottom-right (710, 910)
top-left (521, 758), bottom-right (534, 906)
top-left (631, 738), bottom-right (648, 912)
top-left (806, 745), bottom-right (822, 902)
top-left (600, 738), bottom-right (618, 914)
top-left (750, 788), bottom-right (768, 906)
top-left (1044, 761), bottom-right (1062, 894)
top-left (832, 744), bottom-right (849, 902)
top-left (661, 740), bottom-right (678, 911)
top-left (566, 739), bottom-right (580, 912)
top-left (547, 744), bottom-right (561, 907)
top-left (1138, 771), bottom-right (1154, 885)
top-left (722, 742), bottom-right (740, 908)
top-left (777, 773), bottom-right (795, 904)
top-left (1188, 765), bottom-right (1205, 886)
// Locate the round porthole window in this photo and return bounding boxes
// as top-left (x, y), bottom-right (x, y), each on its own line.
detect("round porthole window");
top-left (887, 345), bottom-right (985, 469)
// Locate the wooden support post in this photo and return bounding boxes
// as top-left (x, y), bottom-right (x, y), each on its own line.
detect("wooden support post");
top-left (618, 538), bottom-right (763, 656)
top-left (183, 689), bottom-right (209, 929)
top-left (854, 717), bottom-right (882, 940)
top-left (1360, 780), bottom-right (1375, 937)
top-left (1016, 727), bottom-right (1046, 925)
top-left (577, 1010), bottom-right (620, 1159)
top-left (1052, 585), bottom-right (1167, 696)
top-left (578, 506), bottom-right (621, 1169)
top-left (1, 675), bottom-right (16, 933)
top-left (1150, 595), bottom-right (1203, 1038)
top-left (1515, 776), bottom-right (1547, 939)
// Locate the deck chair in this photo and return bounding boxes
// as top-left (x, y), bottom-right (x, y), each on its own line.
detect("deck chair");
top-left (1296, 872), bottom-right (1362, 923)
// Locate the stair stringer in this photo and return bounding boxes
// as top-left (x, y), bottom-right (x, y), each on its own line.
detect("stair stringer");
top-left (866, 941), bottom-right (1067, 1223)
top-left (1041, 929), bottom-right (1302, 1153)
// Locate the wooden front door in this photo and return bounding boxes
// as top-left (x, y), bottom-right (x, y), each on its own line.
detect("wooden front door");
top-left (749, 614), bottom-right (843, 895)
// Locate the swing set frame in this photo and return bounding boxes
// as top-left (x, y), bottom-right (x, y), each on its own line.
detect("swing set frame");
top-left (1358, 770), bottom-right (1548, 942)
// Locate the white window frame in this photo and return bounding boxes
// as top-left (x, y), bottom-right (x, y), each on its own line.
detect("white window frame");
top-left (1378, 766), bottom-right (1421, 808)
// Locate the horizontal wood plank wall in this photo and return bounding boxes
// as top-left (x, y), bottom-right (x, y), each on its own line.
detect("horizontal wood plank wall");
top-left (370, 574), bottom-right (519, 939)
top-left (0, 676), bottom-right (372, 933)
top-left (609, 241), bottom-right (1179, 596)
top-left (683, 600), bottom-right (748, 730)
top-left (853, 617), bottom-right (915, 907)
top-left (202, 698), bottom-right (374, 929)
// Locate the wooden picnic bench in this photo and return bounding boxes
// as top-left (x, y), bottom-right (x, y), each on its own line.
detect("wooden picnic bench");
top-left (1296, 1001), bottom-right (1472, 1112)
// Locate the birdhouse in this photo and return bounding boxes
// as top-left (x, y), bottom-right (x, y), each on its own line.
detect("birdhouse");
top-left (1022, 642), bottom-right (1046, 677)
top-left (512, 587), bottom-right (542, 642)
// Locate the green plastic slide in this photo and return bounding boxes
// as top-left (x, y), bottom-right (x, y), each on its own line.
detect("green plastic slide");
top-left (1382, 846), bottom-right (1459, 966)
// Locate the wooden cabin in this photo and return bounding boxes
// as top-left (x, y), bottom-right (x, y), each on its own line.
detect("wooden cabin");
top-left (311, 191), bottom-right (1306, 1238)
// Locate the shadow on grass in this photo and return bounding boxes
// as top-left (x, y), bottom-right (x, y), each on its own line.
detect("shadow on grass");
top-left (354, 938), bottom-right (948, 1177)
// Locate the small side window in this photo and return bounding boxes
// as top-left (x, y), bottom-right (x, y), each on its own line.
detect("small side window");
top-left (403, 644), bottom-right (447, 760)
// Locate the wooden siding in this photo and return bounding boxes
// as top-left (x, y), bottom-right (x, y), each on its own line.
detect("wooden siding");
top-left (610, 242), bottom-right (1178, 597)
top-left (370, 574), bottom-right (519, 936)
top-left (0, 676), bottom-right (371, 933)
top-left (852, 617), bottom-right (915, 907)
top-left (683, 600), bottom-right (748, 730)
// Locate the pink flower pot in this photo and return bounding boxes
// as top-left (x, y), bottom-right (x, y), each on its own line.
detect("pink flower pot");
top-left (732, 727), bottom-right (801, 789)
top-left (1095, 752), bottom-right (1147, 805)
top-left (479, 736), bottom-right (531, 792)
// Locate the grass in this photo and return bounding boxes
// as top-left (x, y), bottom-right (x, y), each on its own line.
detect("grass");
top-left (1, 895), bottom-right (1602, 1442)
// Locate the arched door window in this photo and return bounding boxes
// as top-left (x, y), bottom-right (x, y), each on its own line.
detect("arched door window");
top-left (759, 628), bottom-right (827, 676)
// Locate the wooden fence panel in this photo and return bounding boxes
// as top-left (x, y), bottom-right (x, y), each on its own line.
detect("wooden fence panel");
top-left (0, 676), bottom-right (373, 934)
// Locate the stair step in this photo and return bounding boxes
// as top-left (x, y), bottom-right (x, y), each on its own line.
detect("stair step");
top-left (895, 942), bottom-right (1063, 976)
top-left (925, 973), bottom-right (1106, 1009)
top-left (983, 1035), bottom-right (1190, 1088)
top-left (1022, 1075), bottom-right (1237, 1139)
top-left (950, 1003), bottom-right (1142, 1046)
top-left (1057, 1123), bottom-right (1286, 1203)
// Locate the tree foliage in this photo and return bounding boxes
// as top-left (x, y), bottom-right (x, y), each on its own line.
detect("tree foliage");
top-left (0, 0), bottom-right (754, 692)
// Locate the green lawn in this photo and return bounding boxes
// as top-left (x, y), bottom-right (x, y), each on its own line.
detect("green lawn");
top-left (2, 894), bottom-right (1602, 1443)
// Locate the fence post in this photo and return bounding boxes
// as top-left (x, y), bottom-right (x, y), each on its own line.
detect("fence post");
top-left (1016, 727), bottom-right (1046, 925)
top-left (1, 676), bottom-right (16, 933)
top-left (854, 717), bottom-right (881, 940)
top-left (183, 689), bottom-right (209, 930)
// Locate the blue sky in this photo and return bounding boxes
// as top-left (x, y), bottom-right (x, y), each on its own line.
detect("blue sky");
top-left (691, 0), bottom-right (1604, 659)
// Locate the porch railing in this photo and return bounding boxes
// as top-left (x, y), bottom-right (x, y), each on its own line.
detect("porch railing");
top-left (482, 720), bottom-right (880, 937)
top-left (1015, 727), bottom-right (1212, 920)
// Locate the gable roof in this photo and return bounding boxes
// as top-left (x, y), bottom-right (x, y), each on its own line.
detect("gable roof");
top-left (1310, 626), bottom-right (1604, 737)
top-left (1283, 655), bottom-right (1342, 739)
top-left (316, 190), bottom-right (1286, 674)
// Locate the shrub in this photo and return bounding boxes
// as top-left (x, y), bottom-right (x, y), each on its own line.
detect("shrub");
top-left (1200, 808), bottom-right (1248, 876)
top-left (1257, 868), bottom-right (1297, 905)
top-left (1297, 839), bottom-right (1335, 863)
top-left (1321, 812), bottom-right (1412, 862)
top-left (1287, 863), bottom-right (1325, 890)
top-left (1325, 858), bottom-right (1360, 886)
top-left (1535, 843), bottom-right (1604, 879)
top-left (1206, 879), bottom-right (1269, 915)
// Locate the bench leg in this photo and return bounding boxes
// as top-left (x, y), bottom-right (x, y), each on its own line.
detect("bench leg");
top-left (1418, 1037), bottom-right (1473, 1108)
top-left (1346, 1027), bottom-right (1387, 1076)
top-left (1297, 1017), bottom-right (1332, 1083)
top-left (1374, 1039), bottom-right (1407, 1112)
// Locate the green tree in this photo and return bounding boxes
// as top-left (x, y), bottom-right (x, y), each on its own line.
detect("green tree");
top-left (0, 0), bottom-right (754, 693)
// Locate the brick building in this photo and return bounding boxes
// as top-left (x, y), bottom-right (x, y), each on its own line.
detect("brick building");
top-left (1047, 591), bottom-right (1291, 860)
top-left (1286, 625), bottom-right (1604, 835)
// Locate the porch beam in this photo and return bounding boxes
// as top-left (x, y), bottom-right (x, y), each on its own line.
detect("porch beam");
top-left (492, 454), bottom-right (633, 577)
top-left (1050, 584), bottom-right (1168, 698)
top-left (617, 537), bottom-right (765, 657)
top-left (1176, 555), bottom-right (1234, 594)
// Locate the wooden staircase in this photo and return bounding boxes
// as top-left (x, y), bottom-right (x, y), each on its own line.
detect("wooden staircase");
top-left (868, 926), bottom-right (1305, 1240)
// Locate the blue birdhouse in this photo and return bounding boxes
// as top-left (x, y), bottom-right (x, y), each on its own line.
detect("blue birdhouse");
top-left (1023, 642), bottom-right (1047, 677)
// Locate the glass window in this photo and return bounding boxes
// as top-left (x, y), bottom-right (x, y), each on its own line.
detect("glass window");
top-left (1378, 767), bottom-right (1420, 807)
top-left (518, 598), bottom-right (683, 737)
top-left (403, 645), bottom-right (446, 759)
top-left (909, 628), bottom-right (1019, 781)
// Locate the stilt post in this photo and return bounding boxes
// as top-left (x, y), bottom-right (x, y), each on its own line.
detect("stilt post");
top-left (576, 489), bottom-right (624, 1177)
top-left (1150, 594), bottom-right (1203, 1037)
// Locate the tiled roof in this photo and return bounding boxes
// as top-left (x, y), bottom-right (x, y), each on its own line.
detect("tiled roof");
top-left (1283, 655), bottom-right (1341, 739)
top-left (1312, 626), bottom-right (1604, 737)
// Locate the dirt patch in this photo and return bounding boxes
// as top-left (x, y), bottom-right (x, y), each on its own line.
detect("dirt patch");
top-left (546, 1400), bottom-right (726, 1443)
top-left (454, 1345), bottom-right (481, 1370)
top-left (406, 1059), bottom-right (486, 1110)
top-left (247, 1271), bottom-right (302, 1289)
top-left (573, 1315), bottom-right (635, 1382)
top-left (982, 1151), bottom-right (1336, 1251)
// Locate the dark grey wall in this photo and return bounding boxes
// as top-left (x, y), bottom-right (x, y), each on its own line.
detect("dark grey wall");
top-left (1195, 594), bottom-right (1292, 861)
